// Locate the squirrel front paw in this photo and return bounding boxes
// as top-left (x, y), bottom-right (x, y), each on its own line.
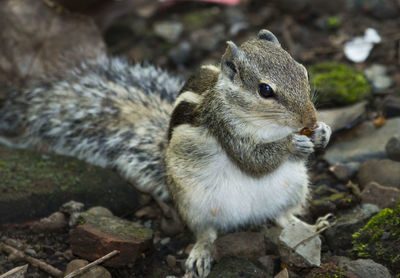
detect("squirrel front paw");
top-left (311, 121), bottom-right (331, 149)
top-left (290, 134), bottom-right (314, 158)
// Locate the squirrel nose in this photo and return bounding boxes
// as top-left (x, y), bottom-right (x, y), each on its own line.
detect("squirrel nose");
top-left (302, 105), bottom-right (317, 127)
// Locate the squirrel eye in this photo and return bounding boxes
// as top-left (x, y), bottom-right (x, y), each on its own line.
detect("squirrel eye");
top-left (258, 83), bottom-right (275, 98)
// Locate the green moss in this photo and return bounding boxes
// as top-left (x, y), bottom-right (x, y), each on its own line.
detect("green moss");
top-left (308, 62), bottom-right (371, 107)
top-left (78, 213), bottom-right (153, 241)
top-left (351, 205), bottom-right (400, 272)
top-left (326, 16), bottom-right (341, 29)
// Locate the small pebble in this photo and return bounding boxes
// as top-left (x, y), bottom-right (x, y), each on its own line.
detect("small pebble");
top-left (24, 248), bottom-right (37, 257)
top-left (160, 237), bottom-right (171, 245)
top-left (386, 135), bottom-right (400, 162)
top-left (166, 254), bottom-right (177, 268)
top-left (60, 200), bottom-right (84, 215)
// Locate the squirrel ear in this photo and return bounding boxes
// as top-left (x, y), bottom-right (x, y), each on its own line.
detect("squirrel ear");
top-left (258, 29), bottom-right (281, 47)
top-left (221, 41), bottom-right (243, 80)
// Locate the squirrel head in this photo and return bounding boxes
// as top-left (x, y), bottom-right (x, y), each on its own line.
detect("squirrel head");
top-left (218, 29), bottom-right (317, 134)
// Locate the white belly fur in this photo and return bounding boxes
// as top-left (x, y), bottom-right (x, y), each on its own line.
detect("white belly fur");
top-left (181, 137), bottom-right (309, 231)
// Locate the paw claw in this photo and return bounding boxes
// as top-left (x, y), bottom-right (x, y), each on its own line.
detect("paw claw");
top-left (292, 134), bottom-right (314, 158)
top-left (185, 246), bottom-right (213, 278)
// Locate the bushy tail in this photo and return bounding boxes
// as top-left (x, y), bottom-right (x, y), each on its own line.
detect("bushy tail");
top-left (0, 57), bottom-right (183, 200)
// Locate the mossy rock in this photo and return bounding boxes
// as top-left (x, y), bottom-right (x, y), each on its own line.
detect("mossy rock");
top-left (308, 62), bottom-right (371, 107)
top-left (0, 144), bottom-right (141, 224)
top-left (351, 204), bottom-right (400, 272)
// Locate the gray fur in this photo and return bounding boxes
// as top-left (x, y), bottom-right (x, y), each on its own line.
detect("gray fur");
top-left (0, 57), bottom-right (183, 199)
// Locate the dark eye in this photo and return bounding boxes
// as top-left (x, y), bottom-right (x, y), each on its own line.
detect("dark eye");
top-left (258, 83), bottom-right (275, 98)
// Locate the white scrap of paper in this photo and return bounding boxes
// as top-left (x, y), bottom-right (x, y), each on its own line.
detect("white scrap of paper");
top-left (344, 28), bottom-right (381, 63)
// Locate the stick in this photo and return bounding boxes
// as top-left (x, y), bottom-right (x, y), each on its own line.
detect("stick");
top-left (0, 242), bottom-right (63, 277)
top-left (293, 221), bottom-right (337, 250)
top-left (63, 250), bottom-right (120, 278)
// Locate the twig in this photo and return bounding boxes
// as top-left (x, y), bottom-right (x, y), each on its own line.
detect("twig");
top-left (293, 221), bottom-right (337, 250)
top-left (63, 250), bottom-right (120, 278)
top-left (0, 242), bottom-right (63, 277)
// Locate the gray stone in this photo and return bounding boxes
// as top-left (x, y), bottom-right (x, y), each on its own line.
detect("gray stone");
top-left (24, 248), bottom-right (37, 257)
top-left (364, 64), bottom-right (392, 91)
top-left (168, 41), bottom-right (191, 65)
top-left (153, 21), bottom-right (183, 43)
top-left (64, 259), bottom-right (111, 278)
top-left (358, 159), bottom-right (400, 189)
top-left (215, 232), bottom-right (266, 261)
top-left (329, 162), bottom-right (359, 181)
top-left (60, 200), bottom-right (84, 215)
top-left (331, 256), bottom-right (392, 278)
top-left (360, 182), bottom-right (400, 209)
top-left (324, 204), bottom-right (379, 251)
top-left (318, 101), bottom-right (367, 133)
top-left (324, 118), bottom-right (400, 165)
top-left (383, 95), bottom-right (400, 118)
top-left (208, 256), bottom-right (268, 278)
top-left (385, 135), bottom-right (400, 161)
top-left (278, 218), bottom-right (321, 267)
top-left (85, 206), bottom-right (113, 217)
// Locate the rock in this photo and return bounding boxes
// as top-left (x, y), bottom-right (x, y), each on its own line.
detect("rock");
top-left (215, 232), bottom-right (266, 261)
top-left (70, 213), bottom-right (153, 266)
top-left (256, 255), bottom-right (276, 277)
top-left (60, 200), bottom-right (84, 215)
top-left (30, 211), bottom-right (67, 232)
top-left (364, 64), bottom-right (393, 91)
top-left (330, 256), bottom-right (392, 278)
top-left (190, 25), bottom-right (225, 52)
top-left (324, 204), bottom-right (380, 251)
top-left (24, 248), bottom-right (37, 258)
top-left (328, 162), bottom-right (359, 181)
top-left (85, 206), bottom-right (113, 217)
top-left (168, 41), bottom-right (191, 65)
top-left (385, 135), bottom-right (400, 161)
top-left (263, 227), bottom-right (282, 256)
top-left (351, 205), bottom-right (400, 273)
top-left (308, 62), bottom-right (370, 107)
top-left (360, 182), bottom-right (400, 209)
top-left (208, 256), bottom-right (268, 278)
top-left (0, 144), bottom-right (142, 225)
top-left (0, 0), bottom-right (106, 85)
top-left (64, 259), bottom-right (111, 278)
top-left (357, 159), bottom-right (400, 189)
top-left (318, 101), bottom-right (367, 133)
top-left (160, 237), bottom-right (171, 245)
top-left (0, 264), bottom-right (28, 278)
top-left (324, 118), bottom-right (400, 165)
top-left (153, 21), bottom-right (183, 43)
top-left (166, 254), bottom-right (176, 269)
top-left (382, 95), bottom-right (400, 118)
top-left (278, 218), bottom-right (321, 267)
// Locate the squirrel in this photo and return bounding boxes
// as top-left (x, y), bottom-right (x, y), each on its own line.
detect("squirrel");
top-left (0, 30), bottom-right (331, 278)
